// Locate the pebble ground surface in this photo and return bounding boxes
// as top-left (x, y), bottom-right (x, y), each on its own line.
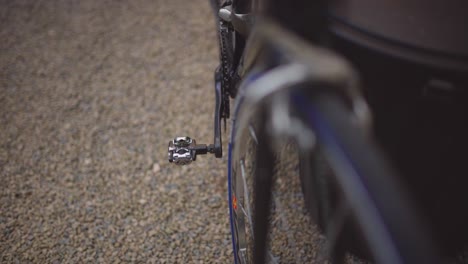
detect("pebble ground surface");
top-left (0, 0), bottom-right (323, 263)
top-left (0, 0), bottom-right (230, 263)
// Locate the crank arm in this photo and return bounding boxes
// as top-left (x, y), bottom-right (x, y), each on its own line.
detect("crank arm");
top-left (213, 67), bottom-right (223, 158)
top-left (167, 70), bottom-right (224, 165)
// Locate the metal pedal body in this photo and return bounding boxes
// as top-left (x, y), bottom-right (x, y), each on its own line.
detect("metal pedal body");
top-left (168, 137), bottom-right (217, 165)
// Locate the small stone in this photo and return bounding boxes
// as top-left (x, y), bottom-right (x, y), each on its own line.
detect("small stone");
top-left (152, 163), bottom-right (160, 173)
top-left (138, 199), bottom-right (147, 205)
top-left (206, 195), bottom-right (222, 209)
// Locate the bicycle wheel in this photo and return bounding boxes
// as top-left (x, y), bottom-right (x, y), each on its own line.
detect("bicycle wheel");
top-left (229, 88), bottom-right (440, 263)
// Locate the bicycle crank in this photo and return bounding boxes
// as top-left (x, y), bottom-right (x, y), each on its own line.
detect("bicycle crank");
top-left (168, 67), bottom-right (224, 165)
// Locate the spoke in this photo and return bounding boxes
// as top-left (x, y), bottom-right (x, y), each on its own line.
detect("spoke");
top-left (240, 160), bottom-right (254, 234)
top-left (240, 248), bottom-right (248, 264)
top-left (249, 124), bottom-right (258, 145)
top-left (239, 204), bottom-right (249, 222)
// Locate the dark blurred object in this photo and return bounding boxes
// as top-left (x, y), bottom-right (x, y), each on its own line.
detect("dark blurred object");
top-left (328, 0), bottom-right (468, 259)
top-left (331, 0), bottom-right (468, 68)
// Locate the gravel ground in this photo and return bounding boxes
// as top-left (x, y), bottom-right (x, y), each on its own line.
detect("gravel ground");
top-left (0, 0), bottom-right (230, 262)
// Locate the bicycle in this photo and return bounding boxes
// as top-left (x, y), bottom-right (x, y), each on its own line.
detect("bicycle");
top-left (168, 0), bottom-right (468, 263)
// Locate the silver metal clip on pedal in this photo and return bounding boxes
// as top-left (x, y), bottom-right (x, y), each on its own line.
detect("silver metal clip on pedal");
top-left (168, 137), bottom-right (218, 166)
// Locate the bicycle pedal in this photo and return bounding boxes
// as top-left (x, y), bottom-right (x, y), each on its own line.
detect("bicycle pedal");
top-left (168, 137), bottom-right (215, 165)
